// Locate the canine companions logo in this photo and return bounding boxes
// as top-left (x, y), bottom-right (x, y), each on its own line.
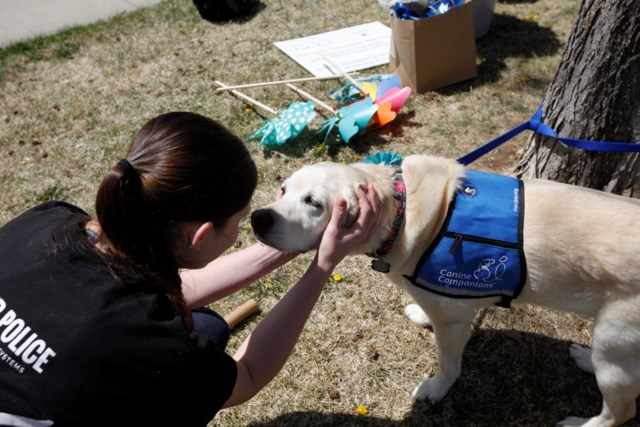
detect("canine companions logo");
top-left (474, 256), bottom-right (509, 283)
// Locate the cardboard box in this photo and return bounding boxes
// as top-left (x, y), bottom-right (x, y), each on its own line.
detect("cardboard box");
top-left (389, 1), bottom-right (477, 93)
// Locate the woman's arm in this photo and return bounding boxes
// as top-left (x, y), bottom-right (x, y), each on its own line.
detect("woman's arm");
top-left (181, 243), bottom-right (298, 308)
top-left (222, 184), bottom-right (380, 408)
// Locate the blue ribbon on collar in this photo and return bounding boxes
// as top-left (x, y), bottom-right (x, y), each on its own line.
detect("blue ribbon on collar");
top-left (457, 100), bottom-right (640, 165)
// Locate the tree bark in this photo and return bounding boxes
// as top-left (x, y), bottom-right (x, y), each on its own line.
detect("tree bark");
top-left (513, 0), bottom-right (640, 198)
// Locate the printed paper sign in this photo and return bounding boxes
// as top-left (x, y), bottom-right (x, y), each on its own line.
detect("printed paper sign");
top-left (274, 21), bottom-right (391, 78)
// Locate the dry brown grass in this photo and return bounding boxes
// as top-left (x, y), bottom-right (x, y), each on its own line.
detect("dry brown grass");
top-left (2, 0), bottom-right (637, 425)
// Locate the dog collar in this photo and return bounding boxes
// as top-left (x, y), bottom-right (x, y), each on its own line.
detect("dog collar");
top-left (367, 168), bottom-right (406, 273)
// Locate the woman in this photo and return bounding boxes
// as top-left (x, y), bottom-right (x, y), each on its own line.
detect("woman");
top-left (0, 112), bottom-right (380, 426)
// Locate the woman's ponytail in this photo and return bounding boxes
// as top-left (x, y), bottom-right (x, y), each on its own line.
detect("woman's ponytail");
top-left (94, 112), bottom-right (257, 329)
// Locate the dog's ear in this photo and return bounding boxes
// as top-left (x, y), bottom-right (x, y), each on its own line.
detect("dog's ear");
top-left (340, 186), bottom-right (361, 227)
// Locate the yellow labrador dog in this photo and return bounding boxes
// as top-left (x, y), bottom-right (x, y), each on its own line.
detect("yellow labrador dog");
top-left (250, 155), bottom-right (640, 427)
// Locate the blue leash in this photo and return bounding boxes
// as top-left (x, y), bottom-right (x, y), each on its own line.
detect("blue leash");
top-left (457, 101), bottom-right (640, 165)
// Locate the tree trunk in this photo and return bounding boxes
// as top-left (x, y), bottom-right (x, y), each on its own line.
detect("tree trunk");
top-left (513, 0), bottom-right (640, 198)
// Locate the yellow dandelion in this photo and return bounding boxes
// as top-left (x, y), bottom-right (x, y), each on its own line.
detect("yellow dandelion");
top-left (247, 223), bottom-right (253, 230)
top-left (356, 406), bottom-right (369, 416)
top-left (264, 280), bottom-right (272, 288)
top-left (244, 106), bottom-right (252, 113)
top-left (523, 13), bottom-right (539, 21)
top-left (333, 274), bottom-right (342, 282)
top-left (313, 145), bottom-right (325, 155)
top-left (515, 76), bottom-right (530, 85)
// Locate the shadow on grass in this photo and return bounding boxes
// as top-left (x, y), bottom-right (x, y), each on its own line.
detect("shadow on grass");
top-left (246, 328), bottom-right (640, 427)
top-left (440, 13), bottom-right (563, 94)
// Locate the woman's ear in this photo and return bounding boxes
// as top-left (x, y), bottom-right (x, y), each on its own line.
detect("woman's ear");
top-left (190, 221), bottom-right (214, 252)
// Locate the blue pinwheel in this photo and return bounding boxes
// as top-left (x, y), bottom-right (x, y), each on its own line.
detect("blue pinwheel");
top-left (318, 97), bottom-right (378, 143)
top-left (248, 101), bottom-right (317, 146)
top-left (328, 74), bottom-right (402, 105)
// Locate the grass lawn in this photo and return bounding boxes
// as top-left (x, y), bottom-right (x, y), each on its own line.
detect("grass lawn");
top-left (3, 0), bottom-right (633, 426)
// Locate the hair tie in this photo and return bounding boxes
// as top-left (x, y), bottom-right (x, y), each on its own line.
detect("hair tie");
top-left (117, 158), bottom-right (137, 177)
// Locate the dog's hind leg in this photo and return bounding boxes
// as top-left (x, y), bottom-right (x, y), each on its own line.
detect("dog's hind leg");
top-left (410, 302), bottom-right (475, 403)
top-left (558, 298), bottom-right (640, 427)
top-left (569, 343), bottom-right (595, 375)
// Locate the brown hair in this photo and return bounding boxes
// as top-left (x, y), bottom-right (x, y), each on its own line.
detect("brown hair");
top-left (95, 112), bottom-right (257, 326)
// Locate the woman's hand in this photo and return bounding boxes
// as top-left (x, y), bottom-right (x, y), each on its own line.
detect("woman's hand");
top-left (316, 184), bottom-right (381, 271)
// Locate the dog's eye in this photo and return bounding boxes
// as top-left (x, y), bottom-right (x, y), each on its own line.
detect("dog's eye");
top-left (303, 195), bottom-right (322, 209)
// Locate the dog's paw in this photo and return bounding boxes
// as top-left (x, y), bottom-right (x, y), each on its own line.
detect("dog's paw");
top-left (569, 343), bottom-right (595, 375)
top-left (556, 416), bottom-right (590, 426)
top-left (404, 304), bottom-right (431, 327)
top-left (411, 373), bottom-right (455, 403)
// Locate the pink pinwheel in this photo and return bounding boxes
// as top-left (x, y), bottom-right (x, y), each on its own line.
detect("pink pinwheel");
top-left (371, 84), bottom-right (412, 127)
top-left (377, 86), bottom-right (412, 112)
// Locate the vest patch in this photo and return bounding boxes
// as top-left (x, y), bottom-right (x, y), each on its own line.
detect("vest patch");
top-left (406, 171), bottom-right (527, 307)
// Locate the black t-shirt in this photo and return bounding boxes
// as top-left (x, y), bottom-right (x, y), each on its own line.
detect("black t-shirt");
top-left (0, 202), bottom-right (237, 426)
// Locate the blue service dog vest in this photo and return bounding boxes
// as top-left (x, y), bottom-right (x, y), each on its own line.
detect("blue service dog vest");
top-left (406, 171), bottom-right (527, 308)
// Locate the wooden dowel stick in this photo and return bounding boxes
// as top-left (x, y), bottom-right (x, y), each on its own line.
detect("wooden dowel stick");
top-left (286, 83), bottom-right (335, 114)
top-left (319, 53), bottom-right (367, 94)
top-left (223, 299), bottom-right (260, 329)
top-left (215, 73), bottom-right (359, 91)
top-left (214, 80), bottom-right (277, 115)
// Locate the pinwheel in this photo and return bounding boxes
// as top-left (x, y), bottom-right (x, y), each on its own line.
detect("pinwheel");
top-left (316, 57), bottom-right (413, 139)
top-left (214, 80), bottom-right (317, 146)
top-left (321, 64), bottom-right (412, 128)
top-left (287, 82), bottom-right (377, 144)
top-left (367, 75), bottom-right (411, 127)
top-left (372, 85), bottom-right (413, 127)
top-left (286, 74), bottom-right (408, 143)
top-left (318, 97), bottom-right (379, 143)
top-left (329, 73), bottom-right (402, 104)
top-left (216, 70), bottom-right (412, 147)
top-left (248, 100), bottom-right (317, 146)
top-left (377, 85), bottom-right (412, 111)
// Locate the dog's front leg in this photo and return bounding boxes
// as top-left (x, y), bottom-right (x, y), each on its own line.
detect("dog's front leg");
top-left (412, 308), bottom-right (475, 403)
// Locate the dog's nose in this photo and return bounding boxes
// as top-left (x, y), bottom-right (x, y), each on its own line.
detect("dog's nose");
top-left (250, 209), bottom-right (273, 234)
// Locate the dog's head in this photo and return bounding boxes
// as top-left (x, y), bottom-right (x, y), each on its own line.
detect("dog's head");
top-left (251, 162), bottom-right (369, 252)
